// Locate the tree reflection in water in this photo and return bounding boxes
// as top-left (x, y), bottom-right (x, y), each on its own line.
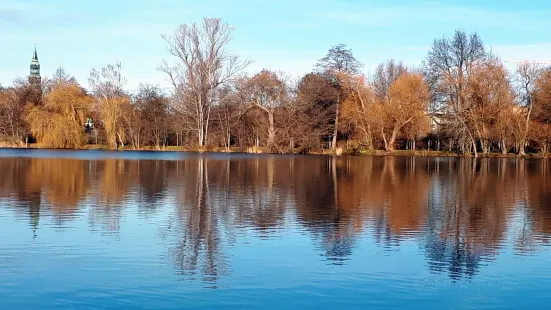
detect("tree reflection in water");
top-left (1, 154), bottom-right (551, 285)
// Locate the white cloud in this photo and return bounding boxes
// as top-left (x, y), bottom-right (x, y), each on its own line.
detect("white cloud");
top-left (311, 3), bottom-right (549, 30)
top-left (490, 43), bottom-right (551, 62)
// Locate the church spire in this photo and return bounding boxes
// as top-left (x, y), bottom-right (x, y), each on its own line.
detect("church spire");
top-left (33, 43), bottom-right (38, 62)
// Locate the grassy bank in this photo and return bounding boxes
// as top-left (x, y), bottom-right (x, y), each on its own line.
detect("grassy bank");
top-left (346, 149), bottom-right (547, 159)
top-left (3, 142), bottom-right (548, 159)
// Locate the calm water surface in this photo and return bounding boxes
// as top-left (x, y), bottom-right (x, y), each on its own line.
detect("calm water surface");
top-left (1, 149), bottom-right (551, 309)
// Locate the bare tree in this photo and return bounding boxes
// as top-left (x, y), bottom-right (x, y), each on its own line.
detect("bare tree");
top-left (425, 29), bottom-right (487, 157)
top-left (89, 63), bottom-right (128, 149)
top-left (0, 87), bottom-right (27, 142)
top-left (515, 62), bottom-right (542, 155)
top-left (43, 67), bottom-right (80, 94)
top-left (372, 59), bottom-right (407, 100)
top-left (159, 18), bottom-right (251, 148)
top-left (134, 84), bottom-right (170, 149)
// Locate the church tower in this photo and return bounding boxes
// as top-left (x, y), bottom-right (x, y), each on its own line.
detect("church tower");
top-left (29, 45), bottom-right (41, 86)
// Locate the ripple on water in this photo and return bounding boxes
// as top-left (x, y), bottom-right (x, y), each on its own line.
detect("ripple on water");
top-left (0, 152), bottom-right (551, 308)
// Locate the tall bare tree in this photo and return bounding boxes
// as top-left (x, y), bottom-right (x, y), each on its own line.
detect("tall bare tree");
top-left (159, 18), bottom-right (250, 148)
top-left (315, 44), bottom-right (363, 150)
top-left (425, 29), bottom-right (487, 157)
top-left (315, 44), bottom-right (363, 75)
top-left (514, 62), bottom-right (542, 155)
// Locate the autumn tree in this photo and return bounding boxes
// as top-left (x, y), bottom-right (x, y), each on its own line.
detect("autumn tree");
top-left (374, 73), bottom-right (430, 151)
top-left (514, 62), bottom-right (543, 155)
top-left (159, 17), bottom-right (250, 148)
top-left (531, 69), bottom-right (551, 154)
top-left (89, 63), bottom-right (129, 149)
top-left (494, 105), bottom-right (518, 154)
top-left (534, 69), bottom-right (551, 121)
top-left (133, 84), bottom-right (170, 149)
top-left (294, 73), bottom-right (340, 151)
top-left (333, 74), bottom-right (372, 150)
top-left (239, 70), bottom-right (287, 150)
top-left (0, 87), bottom-right (27, 143)
top-left (425, 29), bottom-right (488, 157)
top-left (466, 58), bottom-right (515, 154)
top-left (342, 60), bottom-right (408, 150)
top-left (25, 83), bottom-right (92, 148)
top-left (315, 44), bottom-right (363, 150)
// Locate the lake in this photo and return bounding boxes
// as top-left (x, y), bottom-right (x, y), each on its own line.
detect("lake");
top-left (0, 149), bottom-right (550, 309)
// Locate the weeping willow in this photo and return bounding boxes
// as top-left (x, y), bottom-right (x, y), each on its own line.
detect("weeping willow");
top-left (25, 84), bottom-right (91, 148)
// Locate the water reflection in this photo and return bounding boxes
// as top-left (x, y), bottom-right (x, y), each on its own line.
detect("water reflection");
top-left (1, 154), bottom-right (550, 285)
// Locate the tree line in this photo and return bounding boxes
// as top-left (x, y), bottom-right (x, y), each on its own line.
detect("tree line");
top-left (1, 18), bottom-right (550, 156)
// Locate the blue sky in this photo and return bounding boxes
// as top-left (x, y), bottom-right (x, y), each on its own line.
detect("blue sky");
top-left (2, 0), bottom-right (551, 91)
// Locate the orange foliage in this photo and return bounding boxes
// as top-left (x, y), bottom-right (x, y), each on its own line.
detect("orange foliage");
top-left (25, 83), bottom-right (92, 148)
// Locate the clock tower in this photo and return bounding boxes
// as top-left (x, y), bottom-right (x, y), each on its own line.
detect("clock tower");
top-left (29, 45), bottom-right (41, 86)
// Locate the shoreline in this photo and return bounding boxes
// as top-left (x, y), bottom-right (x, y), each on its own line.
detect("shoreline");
top-left (0, 144), bottom-right (548, 159)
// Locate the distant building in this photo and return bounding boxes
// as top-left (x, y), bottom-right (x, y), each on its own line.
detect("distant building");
top-left (84, 117), bottom-right (94, 133)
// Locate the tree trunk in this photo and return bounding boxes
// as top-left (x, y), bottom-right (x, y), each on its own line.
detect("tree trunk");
top-left (267, 113), bottom-right (276, 149)
top-left (471, 140), bottom-right (478, 158)
top-left (386, 127), bottom-right (400, 152)
top-left (360, 125), bottom-right (373, 150)
top-left (198, 115), bottom-right (205, 148)
top-left (226, 130), bottom-right (231, 152)
top-left (204, 106), bottom-right (211, 148)
top-left (332, 99), bottom-right (340, 150)
top-left (381, 127), bottom-right (390, 151)
top-left (117, 132), bottom-right (124, 149)
top-left (520, 92), bottom-right (533, 156)
top-left (481, 140), bottom-right (489, 155)
top-left (466, 129), bottom-right (478, 158)
top-left (519, 143), bottom-right (526, 156)
top-left (501, 139), bottom-right (508, 155)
